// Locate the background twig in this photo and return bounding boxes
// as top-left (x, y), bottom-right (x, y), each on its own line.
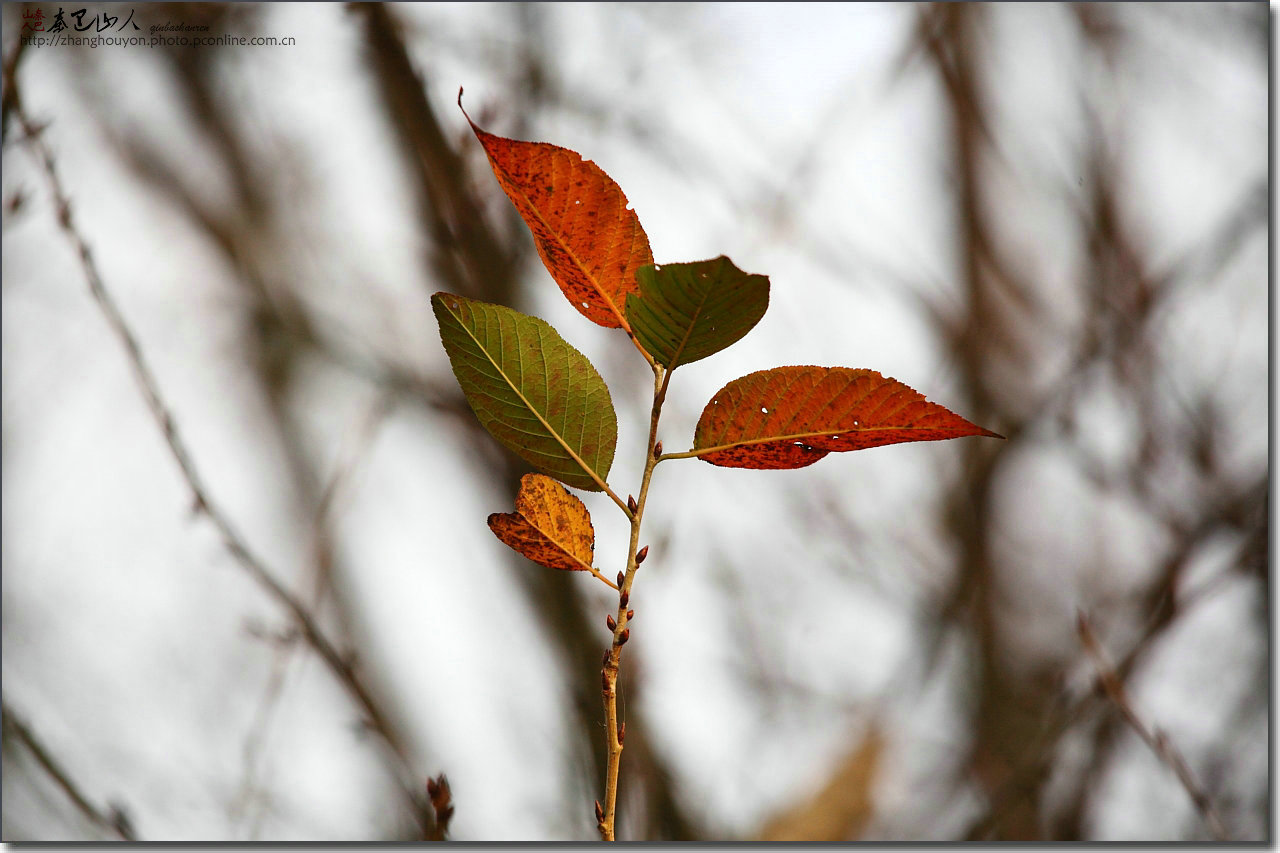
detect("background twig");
top-left (12, 98), bottom-right (441, 840)
top-left (1076, 613), bottom-right (1228, 841)
top-left (2, 705), bottom-right (139, 841)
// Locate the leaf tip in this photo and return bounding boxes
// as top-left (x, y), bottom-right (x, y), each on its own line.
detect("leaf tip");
top-left (430, 291), bottom-right (464, 313)
top-left (456, 88), bottom-right (479, 130)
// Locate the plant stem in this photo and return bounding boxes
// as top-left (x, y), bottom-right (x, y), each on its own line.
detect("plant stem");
top-left (597, 364), bottom-right (668, 840)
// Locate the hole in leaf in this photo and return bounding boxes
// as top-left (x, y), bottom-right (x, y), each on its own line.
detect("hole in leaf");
top-left (761, 407), bottom-right (769, 414)
top-left (451, 301), bottom-right (459, 309)
top-left (574, 199), bottom-right (581, 205)
top-left (581, 302), bottom-right (589, 308)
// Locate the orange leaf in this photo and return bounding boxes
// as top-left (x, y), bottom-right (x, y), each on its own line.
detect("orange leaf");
top-left (488, 473), bottom-right (608, 582)
top-left (460, 93), bottom-right (652, 331)
top-left (692, 366), bottom-right (1003, 469)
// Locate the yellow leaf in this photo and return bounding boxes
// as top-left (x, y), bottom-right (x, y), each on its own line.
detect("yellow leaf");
top-left (488, 474), bottom-right (606, 583)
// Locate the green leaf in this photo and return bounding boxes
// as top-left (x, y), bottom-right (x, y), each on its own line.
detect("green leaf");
top-left (432, 292), bottom-right (617, 492)
top-left (625, 255), bottom-right (769, 371)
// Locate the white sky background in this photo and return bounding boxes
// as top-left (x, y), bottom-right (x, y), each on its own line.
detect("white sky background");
top-left (2, 2), bottom-right (1268, 842)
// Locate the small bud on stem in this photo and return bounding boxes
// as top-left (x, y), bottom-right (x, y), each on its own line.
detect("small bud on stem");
top-left (635, 545), bottom-right (649, 564)
top-left (619, 591), bottom-right (629, 608)
top-left (627, 609), bottom-right (635, 620)
top-left (618, 722), bottom-right (626, 744)
top-left (653, 440), bottom-right (663, 458)
top-left (606, 615), bottom-right (617, 632)
top-left (595, 799), bottom-right (604, 824)
top-left (616, 629), bottom-right (630, 646)
top-left (627, 495), bottom-right (638, 514)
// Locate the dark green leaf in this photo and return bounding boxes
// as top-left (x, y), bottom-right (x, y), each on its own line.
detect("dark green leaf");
top-left (625, 255), bottom-right (769, 371)
top-left (432, 292), bottom-right (617, 492)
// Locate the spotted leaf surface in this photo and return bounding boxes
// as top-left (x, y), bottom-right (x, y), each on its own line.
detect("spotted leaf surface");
top-left (488, 474), bottom-right (596, 574)
top-left (463, 105), bottom-right (652, 330)
top-left (692, 366), bottom-right (1002, 469)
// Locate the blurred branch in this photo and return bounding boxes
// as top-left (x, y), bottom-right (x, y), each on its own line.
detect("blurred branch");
top-left (233, 391), bottom-right (395, 838)
top-left (962, 537), bottom-right (1249, 842)
top-left (1, 39), bottom-right (26, 142)
top-left (758, 724), bottom-right (883, 842)
top-left (2, 704), bottom-right (139, 841)
top-left (12, 98), bottom-right (441, 840)
top-left (348, 1), bottom-right (516, 303)
top-left (1076, 613), bottom-right (1228, 840)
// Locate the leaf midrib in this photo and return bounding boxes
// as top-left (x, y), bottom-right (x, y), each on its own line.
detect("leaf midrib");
top-left (521, 512), bottom-right (594, 573)
top-left (447, 301), bottom-right (611, 492)
top-left (692, 425), bottom-right (951, 456)
top-left (656, 268), bottom-right (712, 371)
top-left (490, 149), bottom-right (632, 330)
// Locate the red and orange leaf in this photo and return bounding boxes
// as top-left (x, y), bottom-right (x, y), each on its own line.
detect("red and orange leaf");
top-left (692, 366), bottom-right (1003, 469)
top-left (488, 473), bottom-right (597, 574)
top-left (460, 93), bottom-right (652, 330)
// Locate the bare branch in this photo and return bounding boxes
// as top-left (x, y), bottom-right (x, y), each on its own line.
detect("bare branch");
top-left (232, 391), bottom-right (396, 837)
top-left (2, 705), bottom-right (139, 841)
top-left (1076, 613), bottom-right (1229, 841)
top-left (12, 98), bottom-right (440, 839)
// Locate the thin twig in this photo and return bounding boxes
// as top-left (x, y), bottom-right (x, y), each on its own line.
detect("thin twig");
top-left (1, 40), bottom-right (28, 142)
top-left (961, 560), bottom-right (1243, 841)
top-left (2, 704), bottom-right (139, 841)
top-left (1076, 612), bottom-right (1229, 840)
top-left (13, 101), bottom-right (439, 838)
top-left (598, 364), bottom-right (669, 840)
top-left (233, 391), bottom-right (395, 837)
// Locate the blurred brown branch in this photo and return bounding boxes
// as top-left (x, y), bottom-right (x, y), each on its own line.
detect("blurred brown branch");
top-left (232, 391), bottom-right (395, 837)
top-left (1076, 613), bottom-right (1228, 840)
top-left (2, 704), bottom-right (139, 841)
top-left (758, 723), bottom-right (883, 842)
top-left (11, 96), bottom-right (442, 840)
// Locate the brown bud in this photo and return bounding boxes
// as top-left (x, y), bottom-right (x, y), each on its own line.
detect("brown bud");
top-left (635, 545), bottom-right (649, 564)
top-left (617, 571), bottom-right (625, 587)
top-left (627, 609), bottom-right (635, 620)
top-left (619, 591), bottom-right (629, 608)
top-left (618, 722), bottom-right (626, 744)
top-left (606, 615), bottom-right (617, 632)
top-left (627, 495), bottom-right (638, 514)
top-left (594, 799), bottom-right (604, 824)
top-left (616, 629), bottom-right (630, 646)
top-left (653, 440), bottom-right (664, 458)
top-left (427, 774), bottom-right (451, 811)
